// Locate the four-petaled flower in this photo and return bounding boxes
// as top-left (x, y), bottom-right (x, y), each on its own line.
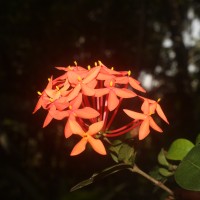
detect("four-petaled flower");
top-left (95, 78), bottom-right (136, 111)
top-left (123, 98), bottom-right (168, 140)
top-left (69, 120), bottom-right (106, 156)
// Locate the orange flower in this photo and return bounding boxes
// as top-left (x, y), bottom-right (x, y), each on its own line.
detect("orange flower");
top-left (69, 120), bottom-right (106, 156)
top-left (95, 79), bottom-right (136, 111)
top-left (33, 77), bottom-right (53, 114)
top-left (140, 97), bottom-right (169, 124)
top-left (54, 64), bottom-right (88, 82)
top-left (66, 66), bottom-right (101, 101)
top-left (115, 71), bottom-right (146, 93)
top-left (48, 93), bottom-right (100, 138)
top-left (123, 101), bottom-right (163, 140)
top-left (96, 64), bottom-right (119, 80)
top-left (33, 61), bottom-right (169, 157)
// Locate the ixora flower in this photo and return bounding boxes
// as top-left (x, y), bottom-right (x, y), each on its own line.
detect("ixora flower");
top-left (69, 120), bottom-right (106, 156)
top-left (33, 61), bottom-right (169, 156)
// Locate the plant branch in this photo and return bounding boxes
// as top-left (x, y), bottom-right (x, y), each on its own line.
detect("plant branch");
top-left (130, 164), bottom-right (174, 197)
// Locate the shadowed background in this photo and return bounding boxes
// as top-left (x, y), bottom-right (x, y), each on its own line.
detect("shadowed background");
top-left (1, 0), bottom-right (200, 199)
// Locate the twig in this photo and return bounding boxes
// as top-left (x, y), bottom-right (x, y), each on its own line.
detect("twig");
top-left (130, 164), bottom-right (174, 196)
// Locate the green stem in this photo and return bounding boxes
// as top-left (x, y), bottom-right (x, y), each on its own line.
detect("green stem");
top-left (130, 164), bottom-right (174, 197)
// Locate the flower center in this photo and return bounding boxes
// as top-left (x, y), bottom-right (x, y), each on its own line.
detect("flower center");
top-left (77, 76), bottom-right (82, 82)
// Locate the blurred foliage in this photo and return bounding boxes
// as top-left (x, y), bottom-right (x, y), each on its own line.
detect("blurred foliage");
top-left (1, 0), bottom-right (200, 199)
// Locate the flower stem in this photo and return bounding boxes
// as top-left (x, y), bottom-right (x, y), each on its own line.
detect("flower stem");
top-left (105, 121), bottom-right (141, 137)
top-left (102, 95), bottom-right (109, 131)
top-left (106, 97), bottom-right (123, 130)
top-left (130, 164), bottom-right (174, 197)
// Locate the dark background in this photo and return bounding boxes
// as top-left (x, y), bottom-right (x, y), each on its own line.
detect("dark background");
top-left (1, 0), bottom-right (200, 199)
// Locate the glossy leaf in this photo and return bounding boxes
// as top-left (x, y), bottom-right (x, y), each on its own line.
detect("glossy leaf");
top-left (166, 138), bottom-right (194, 161)
top-left (175, 145), bottom-right (200, 191)
top-left (158, 148), bottom-right (169, 167)
top-left (159, 168), bottom-right (173, 177)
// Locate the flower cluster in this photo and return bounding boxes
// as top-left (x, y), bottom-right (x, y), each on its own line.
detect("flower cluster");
top-left (33, 61), bottom-right (169, 156)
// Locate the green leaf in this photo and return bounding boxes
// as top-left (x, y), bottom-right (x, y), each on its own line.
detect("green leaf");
top-left (70, 163), bottom-right (132, 192)
top-left (118, 143), bottom-right (135, 165)
top-left (175, 145), bottom-right (200, 191)
top-left (110, 151), bottom-right (119, 163)
top-left (166, 138), bottom-right (194, 161)
top-left (158, 148), bottom-right (169, 167)
top-left (195, 134), bottom-right (200, 145)
top-left (109, 140), bottom-right (123, 163)
top-left (159, 168), bottom-right (173, 177)
top-left (109, 140), bottom-right (135, 165)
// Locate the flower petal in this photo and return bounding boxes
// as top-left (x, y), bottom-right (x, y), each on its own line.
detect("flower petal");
top-left (115, 77), bottom-right (129, 84)
top-left (33, 99), bottom-right (42, 113)
top-left (71, 93), bottom-right (82, 109)
top-left (114, 88), bottom-right (136, 98)
top-left (75, 107), bottom-right (100, 119)
top-left (67, 84), bottom-right (81, 101)
top-left (43, 105), bottom-right (56, 127)
top-left (139, 118), bottom-right (150, 140)
top-left (156, 104), bottom-right (169, 124)
top-left (149, 117), bottom-right (163, 132)
top-left (108, 90), bottom-right (119, 111)
top-left (123, 109), bottom-right (146, 120)
top-left (104, 78), bottom-right (115, 87)
top-left (67, 71), bottom-right (79, 84)
top-left (53, 72), bottom-right (68, 82)
top-left (69, 120), bottom-right (84, 136)
top-left (129, 77), bottom-right (146, 93)
top-left (83, 66), bottom-right (100, 84)
top-left (101, 65), bottom-right (120, 75)
top-left (141, 100), bottom-right (150, 115)
top-left (64, 120), bottom-right (73, 138)
top-left (96, 73), bottom-right (114, 80)
top-left (88, 121), bottom-right (104, 135)
top-left (95, 88), bottom-right (109, 97)
top-left (55, 66), bottom-right (69, 71)
top-left (43, 112), bottom-right (53, 127)
top-left (41, 96), bottom-right (51, 109)
top-left (149, 103), bottom-right (157, 114)
top-left (45, 89), bottom-right (57, 99)
top-left (49, 109), bottom-right (69, 120)
top-left (87, 79), bottom-right (98, 89)
top-left (54, 97), bottom-right (69, 110)
top-left (81, 83), bottom-right (95, 96)
top-left (33, 78), bottom-right (53, 113)
top-left (87, 135), bottom-right (106, 155)
top-left (70, 138), bottom-right (87, 156)
top-left (46, 76), bottom-right (53, 89)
